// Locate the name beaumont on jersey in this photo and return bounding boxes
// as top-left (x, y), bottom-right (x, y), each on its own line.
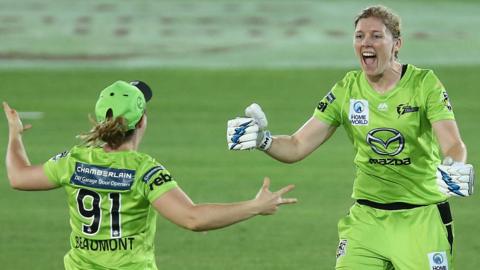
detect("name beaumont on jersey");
top-left (75, 236), bottom-right (135, 252)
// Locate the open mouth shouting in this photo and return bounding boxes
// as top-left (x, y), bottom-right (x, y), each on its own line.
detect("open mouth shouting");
top-left (362, 51), bottom-right (377, 69)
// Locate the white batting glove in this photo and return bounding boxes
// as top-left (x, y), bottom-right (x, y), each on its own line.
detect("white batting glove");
top-left (437, 157), bottom-right (475, 197)
top-left (227, 103), bottom-right (272, 151)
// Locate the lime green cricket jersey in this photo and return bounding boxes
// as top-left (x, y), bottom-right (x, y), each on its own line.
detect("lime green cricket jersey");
top-left (43, 145), bottom-right (178, 270)
top-left (314, 64), bottom-right (454, 204)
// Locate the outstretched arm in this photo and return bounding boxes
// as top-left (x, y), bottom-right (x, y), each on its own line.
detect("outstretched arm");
top-left (227, 104), bottom-right (336, 163)
top-left (3, 102), bottom-right (57, 190)
top-left (152, 177), bottom-right (297, 232)
top-left (266, 117), bottom-right (336, 163)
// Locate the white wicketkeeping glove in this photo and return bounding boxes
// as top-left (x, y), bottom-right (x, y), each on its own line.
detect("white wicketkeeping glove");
top-left (437, 157), bottom-right (475, 197)
top-left (227, 103), bottom-right (272, 151)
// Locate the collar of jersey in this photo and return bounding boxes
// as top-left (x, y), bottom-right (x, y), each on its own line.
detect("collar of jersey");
top-left (360, 64), bottom-right (412, 99)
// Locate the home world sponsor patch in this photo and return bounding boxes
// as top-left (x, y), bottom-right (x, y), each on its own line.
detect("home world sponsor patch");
top-left (428, 251), bottom-right (448, 270)
top-left (71, 162), bottom-right (135, 191)
top-left (349, 99), bottom-right (369, 126)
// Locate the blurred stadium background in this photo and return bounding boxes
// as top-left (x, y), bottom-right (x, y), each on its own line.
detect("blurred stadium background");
top-left (0, 0), bottom-right (479, 269)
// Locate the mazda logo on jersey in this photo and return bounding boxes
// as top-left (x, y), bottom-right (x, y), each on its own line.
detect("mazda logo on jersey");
top-left (366, 128), bottom-right (405, 156)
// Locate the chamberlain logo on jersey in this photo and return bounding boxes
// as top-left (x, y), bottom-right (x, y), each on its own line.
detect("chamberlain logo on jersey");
top-left (366, 128), bottom-right (411, 166)
top-left (428, 251), bottom-right (448, 270)
top-left (71, 162), bottom-right (135, 190)
top-left (396, 103), bottom-right (419, 117)
top-left (349, 99), bottom-right (369, 125)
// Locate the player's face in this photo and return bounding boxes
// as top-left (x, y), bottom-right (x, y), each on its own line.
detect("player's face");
top-left (354, 17), bottom-right (400, 77)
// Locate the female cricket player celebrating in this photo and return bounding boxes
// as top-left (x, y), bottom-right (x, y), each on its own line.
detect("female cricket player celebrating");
top-left (4, 80), bottom-right (296, 269)
top-left (227, 5), bottom-right (474, 269)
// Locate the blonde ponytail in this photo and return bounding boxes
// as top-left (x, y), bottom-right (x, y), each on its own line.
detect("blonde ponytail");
top-left (78, 114), bottom-right (134, 149)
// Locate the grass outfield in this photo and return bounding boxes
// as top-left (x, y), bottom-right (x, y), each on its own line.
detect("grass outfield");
top-left (0, 66), bottom-right (479, 269)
